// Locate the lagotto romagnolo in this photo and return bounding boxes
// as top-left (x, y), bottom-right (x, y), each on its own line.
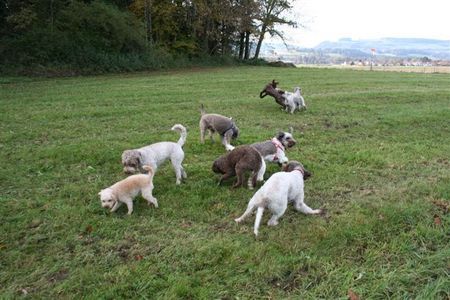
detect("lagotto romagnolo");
top-left (121, 124), bottom-right (187, 185)
top-left (212, 145), bottom-right (266, 189)
top-left (234, 160), bottom-right (322, 236)
top-left (251, 129), bottom-right (297, 165)
top-left (99, 165), bottom-right (157, 215)
top-left (199, 104), bottom-right (239, 151)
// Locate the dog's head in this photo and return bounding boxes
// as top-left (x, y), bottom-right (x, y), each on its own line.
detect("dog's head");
top-left (276, 131), bottom-right (296, 148)
top-left (99, 188), bottom-right (116, 209)
top-left (231, 124), bottom-right (239, 140)
top-left (212, 156), bottom-right (226, 174)
top-left (282, 160), bottom-right (311, 180)
top-left (121, 150), bottom-right (142, 174)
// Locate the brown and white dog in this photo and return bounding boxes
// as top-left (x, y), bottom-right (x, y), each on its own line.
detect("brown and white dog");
top-left (99, 165), bottom-right (157, 215)
top-left (234, 161), bottom-right (320, 236)
top-left (251, 129), bottom-right (296, 165)
top-left (199, 105), bottom-right (239, 151)
top-left (212, 145), bottom-right (266, 189)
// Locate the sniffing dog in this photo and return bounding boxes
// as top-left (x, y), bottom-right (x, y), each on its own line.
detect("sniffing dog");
top-left (283, 87), bottom-right (306, 113)
top-left (259, 79), bottom-right (286, 108)
top-left (121, 124), bottom-right (187, 185)
top-left (99, 165), bottom-right (157, 215)
top-left (234, 161), bottom-right (321, 236)
top-left (212, 145), bottom-right (266, 189)
top-left (199, 104), bottom-right (239, 151)
top-left (251, 130), bottom-right (296, 165)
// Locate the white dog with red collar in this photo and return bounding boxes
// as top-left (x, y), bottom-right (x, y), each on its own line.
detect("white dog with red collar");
top-left (234, 160), bottom-right (321, 236)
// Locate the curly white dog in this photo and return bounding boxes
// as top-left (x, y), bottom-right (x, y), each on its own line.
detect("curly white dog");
top-left (121, 124), bottom-right (187, 184)
top-left (234, 160), bottom-right (321, 236)
top-left (283, 87), bottom-right (306, 114)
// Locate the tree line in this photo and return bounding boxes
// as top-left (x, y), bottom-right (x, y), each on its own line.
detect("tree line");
top-left (0, 0), bottom-right (296, 74)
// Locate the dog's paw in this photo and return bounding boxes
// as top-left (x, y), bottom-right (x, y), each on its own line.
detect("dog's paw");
top-left (234, 218), bottom-right (241, 223)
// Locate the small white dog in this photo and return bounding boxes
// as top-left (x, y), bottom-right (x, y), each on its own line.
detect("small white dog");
top-left (121, 124), bottom-right (187, 184)
top-left (99, 165), bottom-right (157, 215)
top-left (283, 87), bottom-right (306, 114)
top-left (234, 161), bottom-right (321, 236)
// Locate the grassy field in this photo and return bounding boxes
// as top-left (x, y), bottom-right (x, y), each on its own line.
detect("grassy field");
top-left (1, 66), bottom-right (449, 299)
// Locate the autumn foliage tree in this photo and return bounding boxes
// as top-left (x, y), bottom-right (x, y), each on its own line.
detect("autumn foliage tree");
top-left (0, 0), bottom-right (297, 73)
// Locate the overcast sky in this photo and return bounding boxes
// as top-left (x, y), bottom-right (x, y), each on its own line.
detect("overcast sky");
top-left (276, 0), bottom-right (450, 47)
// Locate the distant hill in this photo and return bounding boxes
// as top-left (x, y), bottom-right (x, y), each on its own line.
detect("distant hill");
top-left (315, 37), bottom-right (450, 60)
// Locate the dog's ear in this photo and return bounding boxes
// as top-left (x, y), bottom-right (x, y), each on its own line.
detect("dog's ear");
top-left (303, 168), bottom-right (312, 180)
top-left (98, 190), bottom-right (102, 195)
top-left (276, 132), bottom-right (285, 140)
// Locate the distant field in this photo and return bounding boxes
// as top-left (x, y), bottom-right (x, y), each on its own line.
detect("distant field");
top-left (298, 64), bottom-right (450, 73)
top-left (1, 67), bottom-right (449, 298)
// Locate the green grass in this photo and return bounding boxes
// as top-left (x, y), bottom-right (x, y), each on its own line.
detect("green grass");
top-left (1, 67), bottom-right (449, 299)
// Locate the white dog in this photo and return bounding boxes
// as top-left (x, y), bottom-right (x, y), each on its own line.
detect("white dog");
top-left (283, 87), bottom-right (306, 114)
top-left (121, 124), bottom-right (187, 184)
top-left (234, 161), bottom-right (321, 236)
top-left (99, 165), bottom-right (157, 215)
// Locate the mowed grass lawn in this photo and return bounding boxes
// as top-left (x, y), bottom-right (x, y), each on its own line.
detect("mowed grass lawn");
top-left (1, 67), bottom-right (449, 299)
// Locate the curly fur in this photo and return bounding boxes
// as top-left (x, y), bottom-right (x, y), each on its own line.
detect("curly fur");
top-left (99, 165), bottom-right (157, 215)
top-left (121, 124), bottom-right (187, 184)
top-left (212, 145), bottom-right (266, 189)
top-left (200, 105), bottom-right (239, 151)
top-left (234, 160), bottom-right (320, 236)
top-left (251, 130), bottom-right (297, 164)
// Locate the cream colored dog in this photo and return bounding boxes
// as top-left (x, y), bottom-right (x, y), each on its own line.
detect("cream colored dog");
top-left (234, 161), bottom-right (321, 236)
top-left (99, 165), bottom-right (157, 215)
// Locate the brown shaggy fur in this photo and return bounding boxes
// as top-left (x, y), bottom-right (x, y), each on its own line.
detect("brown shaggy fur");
top-left (212, 146), bottom-right (262, 188)
top-left (259, 79), bottom-right (286, 108)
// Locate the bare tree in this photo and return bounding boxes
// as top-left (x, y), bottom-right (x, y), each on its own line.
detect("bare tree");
top-left (253, 0), bottom-right (295, 59)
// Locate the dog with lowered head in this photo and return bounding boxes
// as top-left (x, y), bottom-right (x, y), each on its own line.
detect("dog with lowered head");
top-left (212, 145), bottom-right (266, 189)
top-left (234, 160), bottom-right (321, 236)
top-left (99, 165), bottom-right (157, 215)
top-left (199, 104), bottom-right (239, 151)
top-left (251, 130), bottom-right (296, 165)
top-left (121, 124), bottom-right (187, 185)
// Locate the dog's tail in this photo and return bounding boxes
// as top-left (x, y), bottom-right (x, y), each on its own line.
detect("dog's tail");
top-left (200, 104), bottom-right (206, 115)
top-left (256, 156), bottom-right (266, 182)
top-left (171, 124), bottom-right (187, 147)
top-left (142, 165), bottom-right (154, 176)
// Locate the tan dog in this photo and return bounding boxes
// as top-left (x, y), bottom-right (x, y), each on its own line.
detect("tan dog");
top-left (99, 165), bottom-right (157, 215)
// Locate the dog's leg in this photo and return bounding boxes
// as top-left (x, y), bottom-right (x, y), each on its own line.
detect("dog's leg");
top-left (254, 207), bottom-right (265, 236)
top-left (110, 201), bottom-right (122, 213)
top-left (222, 131), bottom-right (235, 151)
top-left (172, 162), bottom-right (183, 185)
top-left (257, 158), bottom-right (266, 182)
top-left (268, 201), bottom-right (288, 226)
top-left (123, 198), bottom-right (133, 215)
top-left (208, 129), bottom-right (215, 143)
top-left (200, 122), bottom-right (206, 144)
top-left (181, 166), bottom-right (187, 179)
top-left (142, 187), bottom-right (158, 208)
top-left (233, 165), bottom-right (245, 188)
top-left (294, 192), bottom-right (321, 214)
top-left (218, 172), bottom-right (234, 186)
